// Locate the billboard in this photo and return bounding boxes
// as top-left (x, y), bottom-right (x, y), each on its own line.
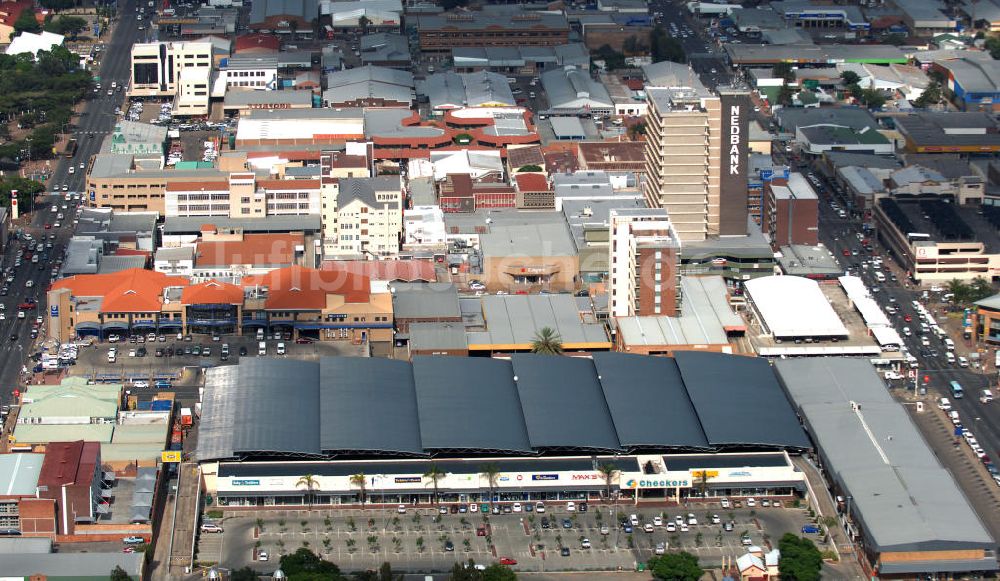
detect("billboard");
top-left (718, 90), bottom-right (750, 235)
top-left (161, 450), bottom-right (182, 463)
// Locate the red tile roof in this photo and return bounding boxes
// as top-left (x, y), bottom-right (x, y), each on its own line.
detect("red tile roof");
top-left (0, 0), bottom-right (33, 27)
top-left (181, 280), bottom-right (245, 305)
top-left (514, 173), bottom-right (550, 192)
top-left (242, 265), bottom-right (371, 310)
top-left (51, 269), bottom-right (187, 313)
top-left (256, 179), bottom-right (320, 190)
top-left (196, 233), bottom-right (303, 268)
top-left (321, 259), bottom-right (436, 282)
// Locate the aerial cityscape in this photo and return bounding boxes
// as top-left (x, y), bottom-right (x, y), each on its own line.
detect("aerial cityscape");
top-left (0, 0), bottom-right (999, 579)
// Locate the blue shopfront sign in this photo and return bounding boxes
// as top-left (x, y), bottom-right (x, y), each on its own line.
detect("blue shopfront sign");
top-left (50, 305), bottom-right (58, 318)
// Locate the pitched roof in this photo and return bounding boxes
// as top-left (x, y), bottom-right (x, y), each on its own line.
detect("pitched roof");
top-left (195, 233), bottom-right (303, 268)
top-left (242, 265), bottom-right (372, 309)
top-left (514, 172), bottom-right (549, 192)
top-left (51, 268), bottom-right (188, 313)
top-left (338, 176), bottom-right (400, 207)
top-left (181, 280), bottom-right (245, 305)
top-left (37, 441), bottom-right (100, 488)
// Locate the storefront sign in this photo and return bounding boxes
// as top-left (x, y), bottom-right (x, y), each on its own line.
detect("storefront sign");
top-left (728, 470), bottom-right (752, 478)
top-left (50, 305), bottom-right (58, 318)
top-left (690, 470), bottom-right (719, 479)
top-left (248, 102), bottom-right (291, 110)
top-left (623, 478), bottom-right (690, 489)
top-left (394, 476), bottom-right (421, 484)
top-left (499, 476), bottom-right (510, 482)
top-left (531, 474), bottom-right (558, 481)
top-left (232, 479), bottom-right (260, 486)
top-left (571, 474), bottom-right (601, 481)
top-left (161, 451), bottom-right (181, 463)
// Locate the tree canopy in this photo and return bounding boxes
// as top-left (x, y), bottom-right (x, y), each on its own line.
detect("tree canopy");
top-left (778, 533), bottom-right (823, 581)
top-left (45, 15), bottom-right (88, 38)
top-left (650, 26), bottom-right (686, 63)
top-left (14, 9), bottom-right (41, 34)
top-left (0, 176), bottom-right (45, 208)
top-left (530, 327), bottom-right (563, 355)
top-left (109, 566), bottom-right (132, 581)
top-left (448, 560), bottom-right (517, 581)
top-left (649, 551), bottom-right (704, 581)
top-left (279, 548), bottom-right (347, 579)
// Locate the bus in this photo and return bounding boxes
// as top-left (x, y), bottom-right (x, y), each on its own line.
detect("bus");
top-left (950, 381), bottom-right (964, 399)
top-left (63, 138), bottom-right (78, 158)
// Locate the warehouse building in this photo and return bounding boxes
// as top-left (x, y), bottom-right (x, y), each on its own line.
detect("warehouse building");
top-left (198, 353), bottom-right (811, 506)
top-left (774, 358), bottom-right (997, 577)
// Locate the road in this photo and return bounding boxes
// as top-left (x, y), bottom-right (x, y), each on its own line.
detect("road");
top-left (811, 168), bottom-right (1000, 541)
top-left (0, 0), bottom-right (140, 412)
top-left (649, 1), bottom-right (731, 89)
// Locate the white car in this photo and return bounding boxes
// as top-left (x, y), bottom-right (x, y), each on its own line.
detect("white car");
top-left (653, 516), bottom-right (663, 526)
top-left (720, 497), bottom-right (730, 509)
top-left (24, 281), bottom-right (33, 288)
top-left (746, 498), bottom-right (757, 507)
top-left (132, 381), bottom-right (149, 389)
top-left (397, 504), bottom-right (406, 514)
top-left (884, 370), bottom-right (904, 380)
top-left (512, 502), bottom-right (522, 513)
top-left (128, 349), bottom-right (136, 357)
top-left (566, 501), bottom-right (576, 512)
top-left (257, 551), bottom-right (269, 561)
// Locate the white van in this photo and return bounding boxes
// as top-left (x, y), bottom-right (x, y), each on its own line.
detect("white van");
top-left (944, 338), bottom-right (955, 351)
top-left (949, 410), bottom-right (961, 425)
top-left (938, 397), bottom-right (952, 411)
top-left (256, 328), bottom-right (264, 340)
top-left (276, 342), bottom-right (286, 355)
top-left (258, 341), bottom-right (267, 355)
top-left (874, 271), bottom-right (886, 283)
top-left (982, 389), bottom-right (994, 404)
top-left (958, 356), bottom-right (969, 368)
top-left (946, 352), bottom-right (956, 364)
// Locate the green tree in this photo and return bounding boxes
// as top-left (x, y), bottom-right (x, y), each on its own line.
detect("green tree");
top-left (230, 567), bottom-right (261, 581)
top-left (110, 566), bottom-right (132, 581)
top-left (350, 472), bottom-right (367, 505)
top-left (479, 462), bottom-right (500, 504)
top-left (481, 564), bottom-right (517, 581)
top-left (424, 463), bottom-right (447, 505)
top-left (358, 15), bottom-right (371, 33)
top-left (45, 16), bottom-right (87, 38)
top-left (593, 44), bottom-right (626, 70)
top-left (627, 120), bottom-right (647, 140)
top-left (650, 26), bottom-right (686, 63)
top-left (649, 551), bottom-right (704, 581)
top-left (772, 62), bottom-right (793, 80)
top-left (14, 9), bottom-right (41, 34)
top-left (840, 70), bottom-right (861, 86)
top-left (859, 87), bottom-right (887, 109)
top-left (447, 561), bottom-right (516, 581)
top-left (517, 164), bottom-right (543, 172)
top-left (597, 462), bottom-right (619, 501)
top-left (914, 80), bottom-right (943, 107)
top-left (777, 85), bottom-right (794, 106)
top-left (987, 35), bottom-right (1000, 59)
top-left (0, 177), bottom-right (44, 209)
top-left (279, 548), bottom-right (346, 579)
top-left (693, 469), bottom-right (715, 498)
top-left (296, 474), bottom-right (320, 508)
top-left (352, 562), bottom-right (402, 581)
top-left (530, 327), bottom-right (563, 355)
top-left (778, 533), bottom-right (822, 581)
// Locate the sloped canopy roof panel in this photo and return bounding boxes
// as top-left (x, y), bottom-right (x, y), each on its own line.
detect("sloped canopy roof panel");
top-left (674, 352), bottom-right (810, 449)
top-left (319, 358), bottom-right (424, 456)
top-left (511, 354), bottom-right (621, 452)
top-left (231, 358), bottom-right (322, 456)
top-left (592, 353), bottom-right (710, 449)
top-left (412, 357), bottom-right (532, 454)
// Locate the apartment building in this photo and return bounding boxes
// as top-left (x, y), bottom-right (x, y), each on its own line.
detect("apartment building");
top-left (130, 41), bottom-right (213, 98)
top-left (608, 208), bottom-right (681, 318)
top-left (323, 176), bottom-right (403, 258)
top-left (219, 54), bottom-right (278, 90)
top-left (89, 155), bottom-right (229, 213)
top-left (643, 86), bottom-right (750, 241)
top-left (762, 173), bottom-right (819, 246)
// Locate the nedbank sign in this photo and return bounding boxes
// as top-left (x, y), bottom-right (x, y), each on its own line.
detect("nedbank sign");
top-left (728, 104), bottom-right (743, 176)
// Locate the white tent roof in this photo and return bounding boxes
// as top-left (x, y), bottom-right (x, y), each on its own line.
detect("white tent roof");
top-left (5, 31), bottom-right (64, 57)
top-left (871, 325), bottom-right (904, 347)
top-left (745, 275), bottom-right (848, 338)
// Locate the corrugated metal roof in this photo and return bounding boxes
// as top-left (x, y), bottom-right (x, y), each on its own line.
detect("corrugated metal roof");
top-left (233, 358), bottom-right (321, 456)
top-left (412, 357), bottom-right (532, 453)
top-left (675, 352), bottom-right (810, 449)
top-left (774, 358), bottom-right (996, 561)
top-left (319, 358), bottom-right (424, 456)
top-left (592, 353), bottom-right (709, 449)
top-left (511, 354), bottom-right (621, 451)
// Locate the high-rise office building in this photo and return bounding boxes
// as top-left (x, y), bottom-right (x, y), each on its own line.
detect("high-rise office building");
top-left (608, 208), bottom-right (681, 318)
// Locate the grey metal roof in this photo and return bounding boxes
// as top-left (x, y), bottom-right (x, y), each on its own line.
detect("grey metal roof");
top-left (592, 353), bottom-right (709, 449)
top-left (774, 358), bottom-right (997, 564)
top-left (97, 255), bottom-right (148, 274)
top-left (412, 357), bottom-right (532, 453)
top-left (319, 358), bottom-right (424, 455)
top-left (408, 322), bottom-right (468, 351)
top-left (392, 282), bottom-right (461, 319)
top-left (338, 176), bottom-right (401, 208)
top-left (511, 354), bottom-right (621, 452)
top-left (0, 453), bottom-right (44, 496)
top-left (233, 358), bottom-right (321, 456)
top-left (479, 221), bottom-right (576, 257)
top-left (464, 294), bottom-right (609, 347)
top-left (224, 89), bottom-right (313, 107)
top-left (0, 553), bottom-right (144, 577)
top-left (674, 352), bottom-right (810, 449)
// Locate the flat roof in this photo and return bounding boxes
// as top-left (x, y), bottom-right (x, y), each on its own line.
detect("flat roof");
top-left (480, 221), bottom-right (577, 257)
top-left (391, 282), bottom-right (461, 319)
top-left (745, 275), bottom-right (849, 338)
top-left (197, 354), bottom-right (810, 461)
top-left (725, 43), bottom-right (907, 65)
top-left (0, 453), bottom-right (44, 496)
top-left (776, 244), bottom-right (844, 277)
top-left (774, 358), bottom-right (997, 566)
top-left (163, 215), bottom-right (322, 234)
top-left (0, 553), bottom-right (144, 577)
top-left (463, 294), bottom-right (610, 349)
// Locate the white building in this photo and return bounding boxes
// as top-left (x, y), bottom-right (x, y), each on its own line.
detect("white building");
top-left (429, 149), bottom-right (503, 182)
top-left (130, 41), bottom-right (213, 98)
top-left (219, 54), bottom-right (278, 90)
top-left (323, 176), bottom-right (402, 258)
top-left (5, 31), bottom-right (64, 57)
top-left (608, 208), bottom-right (681, 318)
top-left (175, 66), bottom-right (212, 116)
top-left (403, 205), bottom-right (447, 247)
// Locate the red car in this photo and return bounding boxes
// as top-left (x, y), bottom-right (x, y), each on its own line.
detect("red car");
top-left (43, 224), bottom-right (51, 229)
top-left (904, 314), bottom-right (912, 322)
top-left (842, 249), bottom-right (850, 257)
top-left (499, 557), bottom-right (517, 566)
top-left (295, 337), bottom-right (315, 344)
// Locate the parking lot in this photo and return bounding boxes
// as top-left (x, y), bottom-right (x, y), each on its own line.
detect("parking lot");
top-left (201, 502), bottom-right (817, 573)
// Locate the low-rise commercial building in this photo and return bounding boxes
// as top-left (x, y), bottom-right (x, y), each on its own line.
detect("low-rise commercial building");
top-left (130, 41), bottom-right (213, 99)
top-left (763, 173), bottom-right (819, 246)
top-left (895, 111), bottom-right (1000, 154)
top-left (412, 8), bottom-right (570, 55)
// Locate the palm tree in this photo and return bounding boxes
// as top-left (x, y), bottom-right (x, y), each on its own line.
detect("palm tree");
top-left (479, 462), bottom-right (500, 504)
top-left (531, 327), bottom-right (563, 355)
top-left (296, 474), bottom-right (320, 508)
top-left (597, 463), bottom-right (620, 503)
top-left (694, 470), bottom-right (715, 498)
top-left (947, 278), bottom-right (969, 306)
top-left (358, 15), bottom-right (371, 34)
top-left (423, 463), bottom-right (447, 506)
top-left (350, 472), bottom-right (368, 505)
